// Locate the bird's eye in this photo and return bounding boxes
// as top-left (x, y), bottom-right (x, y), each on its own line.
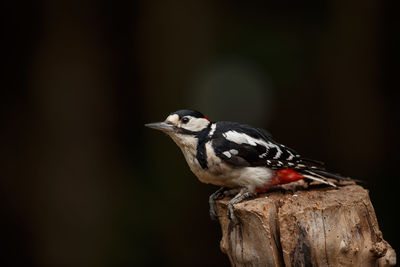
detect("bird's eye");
top-left (181, 117), bottom-right (190, 124)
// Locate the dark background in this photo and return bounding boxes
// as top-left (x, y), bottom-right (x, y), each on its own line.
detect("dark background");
top-left (1, 0), bottom-right (399, 266)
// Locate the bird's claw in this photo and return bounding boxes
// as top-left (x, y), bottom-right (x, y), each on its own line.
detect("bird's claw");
top-left (227, 206), bottom-right (239, 225)
top-left (226, 190), bottom-right (254, 225)
top-left (208, 187), bottom-right (227, 221)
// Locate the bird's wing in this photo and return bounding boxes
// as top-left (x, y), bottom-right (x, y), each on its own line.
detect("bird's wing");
top-left (211, 122), bottom-right (356, 182)
top-left (211, 122), bottom-right (304, 168)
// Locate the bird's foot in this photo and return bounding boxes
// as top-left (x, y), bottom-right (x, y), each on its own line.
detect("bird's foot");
top-left (209, 187), bottom-right (227, 220)
top-left (226, 190), bottom-right (255, 224)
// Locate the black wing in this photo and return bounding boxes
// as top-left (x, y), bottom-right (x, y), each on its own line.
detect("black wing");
top-left (210, 122), bottom-right (358, 182)
top-left (211, 122), bottom-right (309, 169)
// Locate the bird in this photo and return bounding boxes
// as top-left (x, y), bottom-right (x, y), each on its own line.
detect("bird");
top-left (145, 109), bottom-right (353, 223)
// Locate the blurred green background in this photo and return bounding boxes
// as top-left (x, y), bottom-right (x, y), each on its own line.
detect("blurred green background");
top-left (1, 0), bottom-right (399, 266)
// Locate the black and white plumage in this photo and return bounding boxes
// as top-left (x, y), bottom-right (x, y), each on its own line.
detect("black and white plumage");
top-left (145, 109), bottom-right (352, 223)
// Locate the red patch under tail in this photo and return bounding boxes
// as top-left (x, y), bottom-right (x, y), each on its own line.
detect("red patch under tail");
top-left (254, 169), bottom-right (305, 194)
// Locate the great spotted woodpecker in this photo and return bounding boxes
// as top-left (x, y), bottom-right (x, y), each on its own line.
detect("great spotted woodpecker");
top-left (145, 109), bottom-right (352, 223)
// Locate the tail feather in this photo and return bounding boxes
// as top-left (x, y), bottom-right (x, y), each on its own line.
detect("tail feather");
top-left (302, 174), bottom-right (337, 187)
top-left (297, 157), bottom-right (361, 183)
top-left (300, 168), bottom-right (361, 187)
top-left (307, 169), bottom-right (357, 182)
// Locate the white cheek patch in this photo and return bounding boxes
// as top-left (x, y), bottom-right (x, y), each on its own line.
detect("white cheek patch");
top-left (181, 116), bottom-right (210, 132)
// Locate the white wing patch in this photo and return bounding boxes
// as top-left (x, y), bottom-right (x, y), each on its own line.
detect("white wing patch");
top-left (267, 143), bottom-right (283, 159)
top-left (230, 149), bottom-right (239, 155)
top-left (286, 152), bottom-right (294, 160)
top-left (222, 149), bottom-right (238, 159)
top-left (223, 130), bottom-right (255, 145)
top-left (223, 130), bottom-right (283, 159)
top-left (222, 151), bottom-right (232, 158)
top-left (280, 144), bottom-right (295, 160)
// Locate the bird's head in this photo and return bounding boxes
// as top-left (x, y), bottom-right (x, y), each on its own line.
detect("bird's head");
top-left (145, 109), bottom-right (211, 145)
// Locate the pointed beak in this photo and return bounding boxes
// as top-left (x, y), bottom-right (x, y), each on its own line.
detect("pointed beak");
top-left (145, 122), bottom-right (175, 132)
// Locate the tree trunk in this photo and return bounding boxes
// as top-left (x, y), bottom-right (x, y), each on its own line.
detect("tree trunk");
top-left (216, 184), bottom-right (396, 267)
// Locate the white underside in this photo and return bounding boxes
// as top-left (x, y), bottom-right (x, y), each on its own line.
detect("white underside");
top-left (169, 133), bottom-right (273, 191)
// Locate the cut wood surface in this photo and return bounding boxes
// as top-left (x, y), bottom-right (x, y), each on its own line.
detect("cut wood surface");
top-left (216, 184), bottom-right (396, 267)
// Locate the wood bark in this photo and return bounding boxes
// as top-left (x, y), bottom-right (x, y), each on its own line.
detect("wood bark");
top-left (216, 184), bottom-right (396, 267)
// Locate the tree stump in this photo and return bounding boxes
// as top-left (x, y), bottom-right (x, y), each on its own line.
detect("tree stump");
top-left (216, 184), bottom-right (396, 267)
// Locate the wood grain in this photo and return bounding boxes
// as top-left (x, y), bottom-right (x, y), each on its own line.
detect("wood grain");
top-left (216, 184), bottom-right (396, 267)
